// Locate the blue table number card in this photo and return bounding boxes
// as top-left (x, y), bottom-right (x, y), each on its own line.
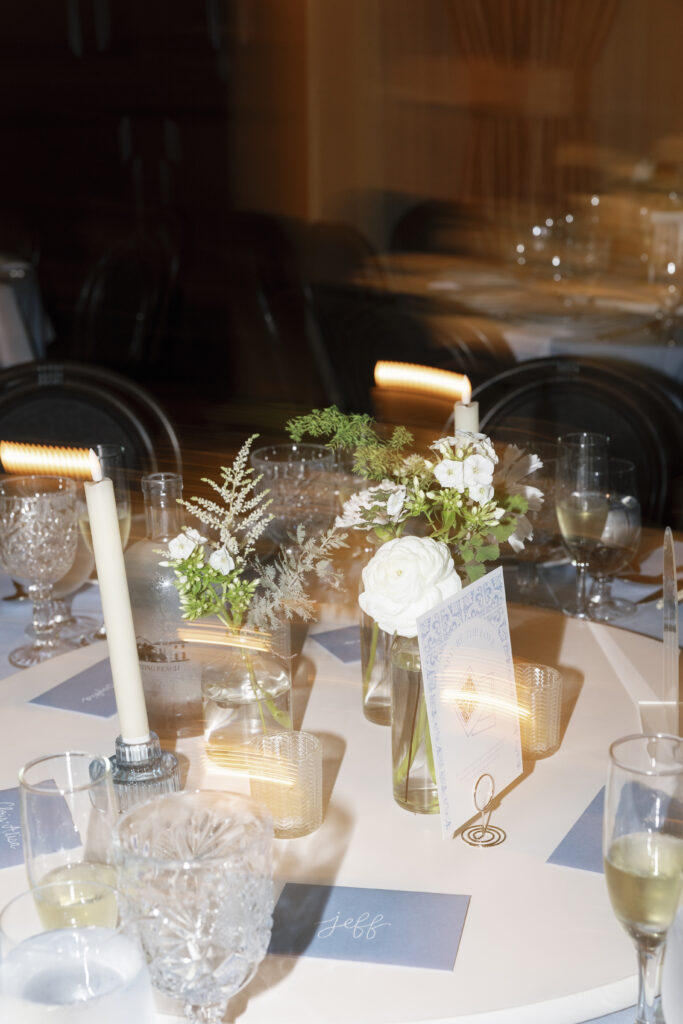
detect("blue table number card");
top-left (30, 660), bottom-right (117, 718)
top-left (312, 626), bottom-right (361, 664)
top-left (417, 567), bottom-right (523, 839)
top-left (0, 787), bottom-right (23, 868)
top-left (268, 883), bottom-right (470, 970)
top-left (547, 787), bottom-right (604, 874)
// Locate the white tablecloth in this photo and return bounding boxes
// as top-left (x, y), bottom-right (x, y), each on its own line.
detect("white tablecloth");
top-left (4, 570), bottom-right (681, 1021)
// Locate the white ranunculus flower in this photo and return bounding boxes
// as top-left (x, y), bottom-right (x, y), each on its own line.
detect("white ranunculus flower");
top-left (433, 458), bottom-right (465, 490)
top-left (463, 453), bottom-right (495, 490)
top-left (168, 533), bottom-right (201, 560)
top-left (209, 547), bottom-right (235, 574)
top-left (359, 535), bottom-right (461, 638)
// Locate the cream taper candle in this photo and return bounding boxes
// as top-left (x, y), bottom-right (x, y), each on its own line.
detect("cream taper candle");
top-left (454, 400), bottom-right (479, 432)
top-left (84, 455), bottom-right (150, 743)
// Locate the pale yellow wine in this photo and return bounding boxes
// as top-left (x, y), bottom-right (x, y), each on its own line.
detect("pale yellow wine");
top-left (34, 862), bottom-right (118, 929)
top-left (556, 493), bottom-right (608, 560)
top-left (604, 832), bottom-right (683, 938)
top-left (79, 508), bottom-right (132, 553)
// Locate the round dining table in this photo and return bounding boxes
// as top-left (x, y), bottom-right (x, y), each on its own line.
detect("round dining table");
top-left (1, 552), bottom-right (679, 1024)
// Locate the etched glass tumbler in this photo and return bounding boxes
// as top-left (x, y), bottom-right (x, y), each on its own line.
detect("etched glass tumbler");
top-left (113, 790), bottom-right (274, 1023)
top-left (0, 475), bottom-right (78, 667)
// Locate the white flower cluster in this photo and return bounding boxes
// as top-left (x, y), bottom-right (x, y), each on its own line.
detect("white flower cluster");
top-left (429, 430), bottom-right (498, 505)
top-left (335, 480), bottom-right (408, 530)
top-left (164, 528), bottom-right (236, 576)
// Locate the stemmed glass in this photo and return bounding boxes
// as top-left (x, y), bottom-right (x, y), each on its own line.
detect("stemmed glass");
top-left (0, 475), bottom-right (79, 667)
top-left (555, 433), bottom-right (610, 620)
top-left (113, 790), bottom-right (274, 1023)
top-left (603, 734), bottom-right (683, 1024)
top-left (588, 458), bottom-right (642, 622)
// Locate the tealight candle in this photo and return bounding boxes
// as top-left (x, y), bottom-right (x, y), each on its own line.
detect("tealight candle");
top-left (84, 452), bottom-right (150, 744)
top-left (454, 400), bottom-right (479, 433)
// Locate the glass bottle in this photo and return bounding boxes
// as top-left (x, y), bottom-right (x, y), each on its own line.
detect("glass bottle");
top-left (124, 472), bottom-right (202, 740)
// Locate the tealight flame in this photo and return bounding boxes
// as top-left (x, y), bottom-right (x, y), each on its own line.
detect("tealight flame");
top-left (374, 361), bottom-right (471, 403)
top-left (0, 441), bottom-right (94, 480)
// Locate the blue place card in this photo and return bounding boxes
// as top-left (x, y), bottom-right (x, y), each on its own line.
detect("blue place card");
top-left (31, 660), bottom-right (117, 718)
top-left (312, 626), bottom-right (361, 664)
top-left (547, 787), bottom-right (604, 873)
top-left (0, 787), bottom-right (23, 868)
top-left (268, 883), bottom-right (470, 970)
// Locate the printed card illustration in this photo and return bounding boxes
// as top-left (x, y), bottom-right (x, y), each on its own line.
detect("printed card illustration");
top-left (417, 567), bottom-right (522, 838)
top-left (31, 660), bottom-right (117, 718)
top-left (268, 883), bottom-right (470, 970)
top-left (0, 787), bottom-right (23, 868)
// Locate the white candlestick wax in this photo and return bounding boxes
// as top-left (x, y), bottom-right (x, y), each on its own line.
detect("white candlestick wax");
top-left (454, 400), bottom-right (479, 432)
top-left (84, 473), bottom-right (150, 743)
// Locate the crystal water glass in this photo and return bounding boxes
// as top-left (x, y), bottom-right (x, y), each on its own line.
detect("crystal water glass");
top-left (114, 789), bottom-right (274, 1023)
top-left (250, 442), bottom-right (335, 550)
top-left (0, 475), bottom-right (78, 667)
top-left (603, 734), bottom-right (683, 1024)
top-left (0, 882), bottom-right (155, 1022)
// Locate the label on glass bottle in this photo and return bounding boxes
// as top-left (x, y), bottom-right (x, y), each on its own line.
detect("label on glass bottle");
top-left (137, 640), bottom-right (201, 692)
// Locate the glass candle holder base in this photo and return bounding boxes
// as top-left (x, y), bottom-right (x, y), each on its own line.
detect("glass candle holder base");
top-left (110, 732), bottom-right (181, 812)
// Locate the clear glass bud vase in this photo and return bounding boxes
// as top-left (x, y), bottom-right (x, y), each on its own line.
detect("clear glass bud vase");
top-left (360, 609), bottom-right (392, 726)
top-left (390, 635), bottom-right (439, 814)
top-left (202, 622), bottom-right (293, 768)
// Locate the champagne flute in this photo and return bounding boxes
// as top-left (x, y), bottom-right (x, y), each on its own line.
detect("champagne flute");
top-left (19, 751), bottom-right (118, 927)
top-left (555, 432), bottom-right (610, 620)
top-left (588, 458), bottom-right (642, 622)
top-left (604, 734), bottom-right (683, 1024)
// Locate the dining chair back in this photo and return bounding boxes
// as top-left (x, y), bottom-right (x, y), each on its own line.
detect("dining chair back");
top-left (0, 361), bottom-right (182, 488)
top-left (474, 356), bottom-right (682, 525)
top-left (71, 228), bottom-right (179, 374)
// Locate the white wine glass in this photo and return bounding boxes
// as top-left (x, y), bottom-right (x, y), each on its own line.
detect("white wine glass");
top-left (18, 751), bottom-right (118, 920)
top-left (604, 734), bottom-right (683, 1024)
top-left (588, 458), bottom-right (642, 622)
top-left (0, 475), bottom-right (79, 667)
top-left (555, 432), bottom-right (610, 620)
top-left (114, 790), bottom-right (274, 1023)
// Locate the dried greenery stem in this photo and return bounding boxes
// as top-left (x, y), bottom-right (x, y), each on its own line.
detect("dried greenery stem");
top-left (165, 434), bottom-right (347, 631)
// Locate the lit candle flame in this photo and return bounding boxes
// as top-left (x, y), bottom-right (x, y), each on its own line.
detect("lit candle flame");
top-left (374, 361), bottom-right (471, 402)
top-left (0, 441), bottom-right (95, 480)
